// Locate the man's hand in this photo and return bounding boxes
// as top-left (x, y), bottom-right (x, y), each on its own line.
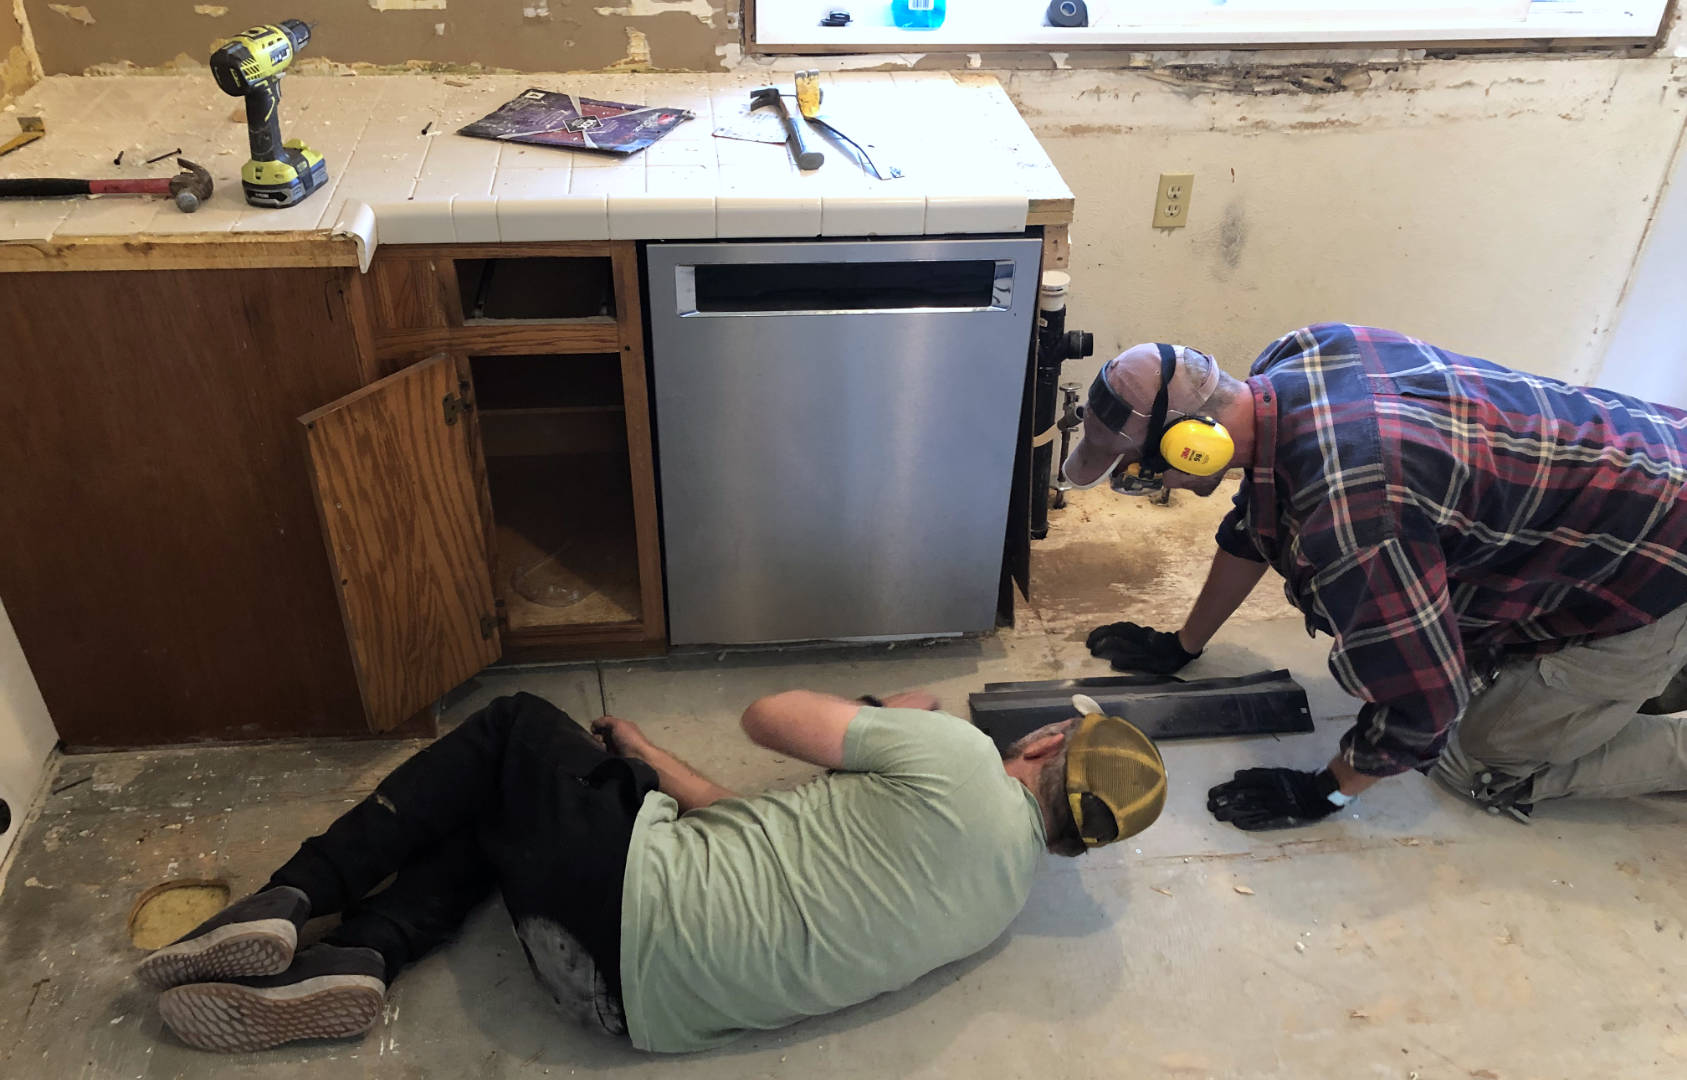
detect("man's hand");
top-left (592, 715), bottom-right (652, 760)
top-left (594, 715), bottom-right (738, 812)
top-left (879, 689), bottom-right (940, 711)
top-left (1087, 621), bottom-right (1200, 674)
top-left (1206, 768), bottom-right (1344, 831)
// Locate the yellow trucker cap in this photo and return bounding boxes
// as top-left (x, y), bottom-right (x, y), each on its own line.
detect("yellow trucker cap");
top-left (1065, 712), bottom-right (1168, 847)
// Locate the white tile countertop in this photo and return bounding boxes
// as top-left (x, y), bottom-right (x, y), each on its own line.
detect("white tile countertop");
top-left (0, 71), bottom-right (1071, 263)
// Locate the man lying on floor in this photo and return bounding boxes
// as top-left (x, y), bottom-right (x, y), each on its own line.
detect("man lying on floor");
top-left (135, 689), bottom-right (1166, 1053)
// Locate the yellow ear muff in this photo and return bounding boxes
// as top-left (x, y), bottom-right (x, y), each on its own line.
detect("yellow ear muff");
top-left (1158, 417), bottom-right (1233, 477)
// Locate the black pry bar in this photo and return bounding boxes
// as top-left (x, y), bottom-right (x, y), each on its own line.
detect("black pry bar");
top-left (969, 670), bottom-right (1314, 753)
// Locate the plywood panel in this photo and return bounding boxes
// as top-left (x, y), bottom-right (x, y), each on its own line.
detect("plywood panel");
top-left (301, 354), bottom-right (500, 732)
top-left (0, 268), bottom-right (370, 746)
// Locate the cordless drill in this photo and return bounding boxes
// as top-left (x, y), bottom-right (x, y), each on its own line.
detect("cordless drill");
top-left (210, 20), bottom-right (327, 209)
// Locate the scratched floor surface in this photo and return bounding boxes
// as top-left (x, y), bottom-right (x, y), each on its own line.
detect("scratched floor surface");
top-left (3, 483), bottom-right (1685, 1079)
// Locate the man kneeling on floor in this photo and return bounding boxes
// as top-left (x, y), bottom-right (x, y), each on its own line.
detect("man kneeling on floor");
top-left (136, 689), bottom-right (1165, 1053)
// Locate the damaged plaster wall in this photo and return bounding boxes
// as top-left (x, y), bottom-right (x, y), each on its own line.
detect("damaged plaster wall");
top-left (18, 3), bottom-right (1687, 383)
top-left (21, 0), bottom-right (730, 74)
top-left (1, 0), bottom-right (39, 106)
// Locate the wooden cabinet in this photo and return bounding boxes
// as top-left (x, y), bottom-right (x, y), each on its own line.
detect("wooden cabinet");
top-left (0, 240), bottom-right (663, 747)
top-left (0, 266), bottom-right (373, 747)
top-left (304, 241), bottom-right (664, 734)
top-left (299, 353), bottom-right (502, 735)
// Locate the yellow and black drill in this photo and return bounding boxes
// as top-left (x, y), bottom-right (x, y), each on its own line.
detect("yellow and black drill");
top-left (210, 20), bottom-right (327, 208)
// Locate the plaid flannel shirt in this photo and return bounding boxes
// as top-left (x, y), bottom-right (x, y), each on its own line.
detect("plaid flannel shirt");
top-left (1217, 324), bottom-right (1687, 776)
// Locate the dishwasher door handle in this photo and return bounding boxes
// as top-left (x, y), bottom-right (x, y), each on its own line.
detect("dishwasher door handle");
top-left (673, 258), bottom-right (1019, 317)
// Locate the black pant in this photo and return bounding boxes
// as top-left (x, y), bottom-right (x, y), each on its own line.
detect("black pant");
top-left (266, 693), bottom-right (658, 998)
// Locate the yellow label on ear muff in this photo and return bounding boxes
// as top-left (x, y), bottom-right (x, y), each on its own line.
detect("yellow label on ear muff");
top-left (1159, 417), bottom-right (1234, 477)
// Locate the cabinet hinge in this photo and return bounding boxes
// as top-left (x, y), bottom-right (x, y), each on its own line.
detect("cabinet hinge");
top-left (443, 391), bottom-right (474, 426)
top-left (480, 613), bottom-right (499, 639)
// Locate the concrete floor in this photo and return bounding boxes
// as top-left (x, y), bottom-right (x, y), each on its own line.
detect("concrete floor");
top-left (3, 483), bottom-right (1687, 1079)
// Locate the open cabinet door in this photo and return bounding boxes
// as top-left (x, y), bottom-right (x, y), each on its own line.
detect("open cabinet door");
top-left (300, 353), bottom-right (500, 732)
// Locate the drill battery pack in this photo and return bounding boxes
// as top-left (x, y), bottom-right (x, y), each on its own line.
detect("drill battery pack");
top-left (241, 140), bottom-right (328, 208)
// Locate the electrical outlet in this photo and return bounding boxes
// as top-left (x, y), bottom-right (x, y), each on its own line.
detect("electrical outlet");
top-left (1153, 172), bottom-right (1194, 229)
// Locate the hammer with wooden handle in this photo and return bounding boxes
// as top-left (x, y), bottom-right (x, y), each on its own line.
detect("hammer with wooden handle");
top-left (0, 157), bottom-right (214, 213)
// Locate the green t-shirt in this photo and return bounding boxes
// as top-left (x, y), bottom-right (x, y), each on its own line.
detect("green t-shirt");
top-left (618, 706), bottom-right (1046, 1053)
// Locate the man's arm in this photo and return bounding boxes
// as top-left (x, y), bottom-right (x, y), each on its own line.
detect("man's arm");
top-left (1176, 484), bottom-right (1271, 654)
top-left (1178, 549), bottom-right (1270, 653)
top-left (1308, 511), bottom-right (1468, 785)
top-left (593, 717), bottom-right (738, 812)
top-left (739, 690), bottom-right (861, 770)
top-left (1207, 507), bottom-right (1461, 830)
top-left (740, 689), bottom-right (939, 770)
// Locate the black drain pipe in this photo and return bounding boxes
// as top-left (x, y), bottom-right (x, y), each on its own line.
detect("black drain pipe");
top-left (1032, 271), bottom-right (1093, 539)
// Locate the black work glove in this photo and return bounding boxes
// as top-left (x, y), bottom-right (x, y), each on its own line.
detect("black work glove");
top-left (1206, 768), bottom-right (1345, 831)
top-left (1086, 621), bottom-right (1200, 675)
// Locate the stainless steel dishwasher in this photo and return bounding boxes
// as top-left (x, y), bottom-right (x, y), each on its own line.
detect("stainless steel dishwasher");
top-left (646, 236), bottom-right (1043, 645)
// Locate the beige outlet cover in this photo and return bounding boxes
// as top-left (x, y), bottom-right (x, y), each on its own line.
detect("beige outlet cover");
top-left (1153, 173), bottom-right (1194, 228)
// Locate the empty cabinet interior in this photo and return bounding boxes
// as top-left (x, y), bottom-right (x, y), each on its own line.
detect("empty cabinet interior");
top-left (472, 353), bottom-right (642, 632)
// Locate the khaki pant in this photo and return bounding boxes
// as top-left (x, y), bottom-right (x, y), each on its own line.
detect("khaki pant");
top-left (1456, 604), bottom-right (1687, 801)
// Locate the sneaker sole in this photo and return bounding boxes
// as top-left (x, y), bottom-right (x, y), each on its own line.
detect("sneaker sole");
top-left (137, 919), bottom-right (297, 991)
top-left (158, 974), bottom-right (386, 1053)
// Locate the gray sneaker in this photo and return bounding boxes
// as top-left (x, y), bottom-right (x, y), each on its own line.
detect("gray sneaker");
top-left (136, 885), bottom-right (310, 991)
top-left (1431, 734), bottom-right (1536, 823)
top-left (158, 943), bottom-right (387, 1053)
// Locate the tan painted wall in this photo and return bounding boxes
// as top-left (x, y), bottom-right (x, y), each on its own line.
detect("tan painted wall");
top-left (1015, 53), bottom-right (1687, 385)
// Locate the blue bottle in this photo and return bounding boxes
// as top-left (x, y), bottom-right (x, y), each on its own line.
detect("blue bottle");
top-left (892, 0), bottom-right (946, 30)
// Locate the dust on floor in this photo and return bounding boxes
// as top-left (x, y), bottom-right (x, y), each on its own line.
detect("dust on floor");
top-left (2, 483), bottom-right (1685, 1079)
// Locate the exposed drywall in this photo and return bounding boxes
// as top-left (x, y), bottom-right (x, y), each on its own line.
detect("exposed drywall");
top-left (21, 0), bottom-right (733, 74)
top-left (1594, 122), bottom-right (1687, 406)
top-left (1, 0), bottom-right (37, 106)
top-left (0, 598), bottom-right (57, 870)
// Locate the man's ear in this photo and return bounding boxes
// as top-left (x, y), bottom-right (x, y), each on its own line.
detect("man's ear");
top-left (1021, 731), bottom-right (1066, 762)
